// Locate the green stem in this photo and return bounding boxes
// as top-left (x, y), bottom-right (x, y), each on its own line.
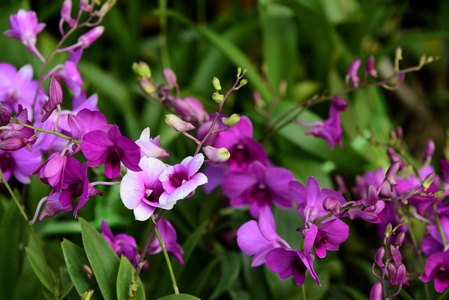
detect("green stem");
top-left (301, 284), bottom-right (306, 300)
top-left (16, 120), bottom-right (81, 145)
top-left (0, 169), bottom-right (55, 290)
top-left (434, 202), bottom-right (447, 248)
top-left (152, 215), bottom-right (179, 294)
top-left (399, 288), bottom-right (414, 300)
top-left (438, 285), bottom-right (449, 300)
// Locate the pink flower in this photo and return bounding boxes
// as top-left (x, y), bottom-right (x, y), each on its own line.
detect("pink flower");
top-left (158, 154), bottom-right (208, 205)
top-left (4, 9), bottom-right (46, 56)
top-left (120, 156), bottom-right (169, 221)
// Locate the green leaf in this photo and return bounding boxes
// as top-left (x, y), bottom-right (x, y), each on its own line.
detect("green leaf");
top-left (61, 239), bottom-right (100, 299)
top-left (79, 217), bottom-right (120, 300)
top-left (156, 9), bottom-right (272, 102)
top-left (156, 293), bottom-right (201, 300)
top-left (0, 200), bottom-right (20, 298)
top-left (210, 253), bottom-right (241, 299)
top-left (25, 248), bottom-right (54, 292)
top-left (176, 220), bottom-right (208, 278)
top-left (59, 268), bottom-right (74, 299)
top-left (259, 1), bottom-right (297, 97)
top-left (116, 256), bottom-right (145, 300)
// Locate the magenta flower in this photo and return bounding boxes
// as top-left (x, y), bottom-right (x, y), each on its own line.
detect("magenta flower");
top-left (147, 218), bottom-right (184, 265)
top-left (172, 96), bottom-right (208, 124)
top-left (38, 192), bottom-right (72, 221)
top-left (365, 56), bottom-right (378, 79)
top-left (302, 220), bottom-right (349, 258)
top-left (265, 247), bottom-right (320, 286)
top-left (223, 161), bottom-right (294, 218)
top-left (346, 58), bottom-right (361, 88)
top-left (4, 9), bottom-right (46, 56)
top-left (237, 206), bottom-right (289, 266)
top-left (54, 61), bottom-right (83, 97)
top-left (81, 125), bottom-right (142, 178)
top-left (120, 156), bottom-right (170, 221)
top-left (57, 157), bottom-right (102, 217)
top-left (290, 177), bottom-right (346, 223)
top-left (135, 127), bottom-right (169, 159)
top-left (303, 99), bottom-right (344, 150)
top-left (344, 199), bottom-right (388, 223)
top-left (100, 219), bottom-right (142, 268)
top-left (420, 250), bottom-right (449, 293)
top-left (158, 154), bottom-right (208, 205)
top-left (33, 152), bottom-right (68, 191)
top-left (0, 147), bottom-right (42, 184)
top-left (421, 217), bottom-right (449, 256)
top-left (0, 63), bottom-right (46, 117)
top-left (41, 77), bottom-right (63, 122)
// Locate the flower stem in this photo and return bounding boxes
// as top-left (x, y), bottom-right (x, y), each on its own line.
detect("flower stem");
top-left (434, 202), bottom-right (447, 248)
top-left (16, 120), bottom-right (81, 144)
top-left (152, 215), bottom-right (179, 294)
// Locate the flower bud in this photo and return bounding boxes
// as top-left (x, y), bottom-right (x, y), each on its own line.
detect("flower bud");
top-left (422, 139), bottom-right (435, 162)
top-left (332, 96), bottom-right (348, 111)
top-left (394, 232), bottom-right (405, 247)
top-left (0, 108), bottom-right (11, 126)
top-left (61, 0), bottom-right (75, 27)
top-left (78, 26), bottom-right (104, 49)
top-left (435, 190), bottom-right (445, 198)
top-left (369, 282), bottom-right (383, 300)
top-left (362, 185), bottom-right (378, 207)
top-left (235, 79), bottom-right (248, 90)
top-left (42, 77), bottom-right (63, 122)
top-left (346, 58), bottom-right (361, 88)
top-left (237, 67), bottom-right (242, 77)
top-left (399, 188), bottom-right (416, 203)
top-left (132, 61), bottom-right (151, 79)
top-left (323, 196), bottom-right (340, 216)
top-left (212, 92), bottom-right (224, 103)
top-left (165, 114), bottom-right (195, 132)
top-left (139, 79), bottom-right (156, 95)
top-left (221, 114), bottom-right (240, 127)
top-left (396, 127), bottom-right (403, 140)
top-left (423, 172), bottom-right (436, 190)
top-left (82, 264), bottom-right (93, 280)
top-left (203, 145), bottom-right (230, 164)
top-left (374, 247), bottom-right (385, 268)
top-left (385, 160), bottom-right (400, 187)
top-left (385, 223), bottom-right (393, 238)
top-left (163, 68), bottom-right (177, 88)
top-left (0, 137), bottom-right (28, 151)
top-left (365, 55), bottom-right (378, 78)
top-left (212, 77), bottom-right (222, 91)
top-left (98, 1), bottom-right (114, 17)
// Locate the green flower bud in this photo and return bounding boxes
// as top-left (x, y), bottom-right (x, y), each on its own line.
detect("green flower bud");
top-left (221, 114), bottom-right (240, 127)
top-left (212, 92), bottom-right (224, 103)
top-left (139, 79), bottom-right (156, 95)
top-left (212, 77), bottom-right (222, 91)
top-left (132, 61), bottom-right (151, 79)
top-left (435, 190), bottom-right (445, 198)
top-left (237, 67), bottom-right (242, 77)
top-left (385, 223), bottom-right (393, 238)
top-left (203, 146), bottom-right (230, 163)
top-left (165, 114), bottom-right (196, 132)
top-left (423, 172), bottom-right (435, 190)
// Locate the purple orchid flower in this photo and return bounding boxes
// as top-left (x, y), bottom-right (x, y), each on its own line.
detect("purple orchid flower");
top-left (237, 206), bottom-right (290, 266)
top-left (346, 58), bottom-right (361, 88)
top-left (0, 63), bottom-right (46, 118)
top-left (3, 9), bottom-right (46, 57)
top-left (172, 96), bottom-right (208, 125)
top-left (420, 250), bottom-right (449, 293)
top-left (302, 99), bottom-right (344, 150)
top-left (265, 247), bottom-right (320, 286)
top-left (147, 218), bottom-right (184, 265)
top-left (59, 157), bottom-right (102, 217)
top-left (135, 127), bottom-right (169, 159)
top-left (120, 156), bottom-right (170, 221)
top-left (81, 125), bottom-right (142, 178)
top-left (100, 219), bottom-right (142, 268)
top-left (223, 161), bottom-right (294, 218)
top-left (158, 153), bottom-right (208, 206)
top-left (290, 176), bottom-right (346, 223)
top-left (0, 147), bottom-right (42, 184)
top-left (302, 220), bottom-right (349, 259)
top-left (421, 217), bottom-right (449, 256)
top-left (38, 192), bottom-right (72, 221)
top-left (33, 152), bottom-right (68, 191)
top-left (68, 108), bottom-right (111, 141)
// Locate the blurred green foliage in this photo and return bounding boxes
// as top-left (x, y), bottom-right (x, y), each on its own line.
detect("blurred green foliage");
top-left (1, 0), bottom-right (449, 299)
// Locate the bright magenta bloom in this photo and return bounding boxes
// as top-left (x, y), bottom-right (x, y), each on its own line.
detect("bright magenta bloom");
top-left (4, 9), bottom-right (45, 56)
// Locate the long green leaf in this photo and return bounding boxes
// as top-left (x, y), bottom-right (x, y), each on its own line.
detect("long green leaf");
top-left (61, 238), bottom-right (100, 299)
top-left (116, 256), bottom-right (145, 300)
top-left (0, 200), bottom-right (19, 298)
top-left (210, 253), bottom-right (241, 299)
top-left (79, 217), bottom-right (120, 300)
top-left (25, 248), bottom-right (54, 292)
top-left (155, 9), bottom-right (272, 102)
